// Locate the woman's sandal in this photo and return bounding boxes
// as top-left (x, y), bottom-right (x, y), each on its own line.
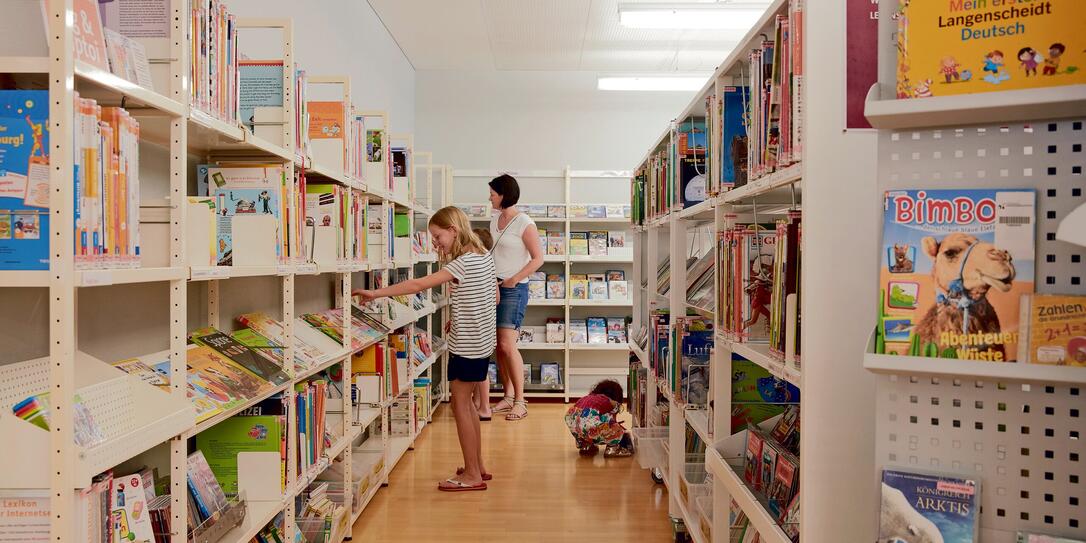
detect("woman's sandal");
top-left (505, 400), bottom-right (528, 421)
top-left (438, 478), bottom-right (487, 492)
top-left (492, 396), bottom-right (515, 413)
top-left (455, 467), bottom-right (493, 481)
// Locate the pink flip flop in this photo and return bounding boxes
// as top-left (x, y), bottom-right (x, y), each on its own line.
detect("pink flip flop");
top-left (438, 479), bottom-right (487, 492)
top-left (455, 467), bottom-right (493, 481)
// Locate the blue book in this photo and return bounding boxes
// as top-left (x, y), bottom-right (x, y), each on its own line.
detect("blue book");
top-left (238, 61), bottom-right (284, 133)
top-left (721, 86), bottom-right (749, 187)
top-left (879, 469), bottom-right (979, 543)
top-left (0, 91), bottom-right (50, 270)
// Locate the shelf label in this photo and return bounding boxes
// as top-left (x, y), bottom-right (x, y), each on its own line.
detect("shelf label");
top-left (276, 264), bottom-right (293, 276)
top-left (296, 263), bottom-right (318, 275)
top-left (192, 267), bottom-right (228, 280)
top-left (80, 270), bottom-right (113, 287)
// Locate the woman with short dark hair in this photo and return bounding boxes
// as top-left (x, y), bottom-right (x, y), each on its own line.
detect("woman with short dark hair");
top-left (483, 174), bottom-right (543, 421)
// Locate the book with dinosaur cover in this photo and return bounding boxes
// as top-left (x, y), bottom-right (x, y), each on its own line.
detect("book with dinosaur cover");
top-left (894, 0), bottom-right (1084, 100)
top-left (879, 469), bottom-right (979, 543)
top-left (877, 189), bottom-right (1035, 362)
top-left (1017, 294), bottom-right (1086, 366)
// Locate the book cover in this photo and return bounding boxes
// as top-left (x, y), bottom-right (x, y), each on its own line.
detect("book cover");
top-left (547, 205), bottom-right (565, 218)
top-left (879, 469), bottom-right (979, 543)
top-left (1017, 534), bottom-right (1086, 543)
top-left (231, 328), bottom-right (286, 367)
top-left (111, 353), bottom-right (170, 391)
top-left (766, 453), bottom-right (798, 519)
top-left (546, 320), bottom-right (565, 343)
top-left (759, 440), bottom-right (779, 496)
top-left (743, 429), bottom-right (764, 490)
top-left (589, 280), bottom-right (608, 300)
top-left (569, 232), bottom-right (588, 255)
top-left (608, 231), bottom-right (627, 249)
top-left (528, 279), bottom-right (546, 300)
top-left (878, 189), bottom-right (1035, 361)
top-left (608, 280), bottom-right (629, 301)
top-left (487, 363), bottom-right (498, 385)
top-left (587, 317), bottom-right (607, 344)
top-left (366, 129), bottom-right (384, 162)
top-left (587, 205), bottom-right (607, 218)
top-left (680, 154), bottom-right (708, 206)
top-left (547, 231), bottom-right (565, 255)
top-left (569, 204), bottom-right (588, 218)
top-left (391, 147), bottom-right (407, 178)
top-left (569, 320), bottom-right (588, 343)
top-left (190, 327), bottom-right (290, 385)
top-left (209, 165), bottom-right (284, 266)
top-left (1017, 294), bottom-right (1086, 366)
top-left (110, 472), bottom-right (156, 542)
top-left (103, 28), bottom-right (154, 90)
top-left (570, 276), bottom-right (588, 300)
top-left (606, 204), bottom-right (624, 218)
top-left (186, 344), bottom-right (271, 410)
top-left (308, 101), bottom-right (345, 142)
top-left (186, 450), bottom-right (229, 517)
top-left (238, 60), bottom-right (284, 133)
top-left (546, 274), bottom-right (565, 299)
top-left (0, 91), bottom-right (50, 270)
top-left (540, 362), bottom-right (561, 386)
top-left (589, 231), bottom-right (608, 256)
top-left (196, 415), bottom-right (284, 495)
top-left (606, 317), bottom-right (627, 343)
top-left (721, 86), bottom-right (750, 188)
top-left (895, 0), bottom-right (1084, 99)
top-left (606, 270), bottom-right (626, 282)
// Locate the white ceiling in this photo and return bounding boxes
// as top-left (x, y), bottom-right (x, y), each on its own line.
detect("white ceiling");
top-left (367, 0), bottom-right (760, 72)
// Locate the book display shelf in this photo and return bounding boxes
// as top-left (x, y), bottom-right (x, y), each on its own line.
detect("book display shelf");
top-left (452, 168), bottom-right (634, 402)
top-left (0, 1), bottom-right (450, 541)
top-left (857, 2), bottom-right (1086, 542)
top-left (630, 0), bottom-right (879, 542)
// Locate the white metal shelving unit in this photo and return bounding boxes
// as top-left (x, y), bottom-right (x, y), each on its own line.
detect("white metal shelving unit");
top-left (630, 0), bottom-right (880, 541)
top-left (0, 3), bottom-right (448, 541)
top-left (452, 167), bottom-right (634, 402)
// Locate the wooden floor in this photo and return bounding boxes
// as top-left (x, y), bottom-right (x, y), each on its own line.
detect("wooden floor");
top-left (351, 402), bottom-right (675, 542)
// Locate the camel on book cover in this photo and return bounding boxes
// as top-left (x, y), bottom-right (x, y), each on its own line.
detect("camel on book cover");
top-left (914, 232), bottom-right (1015, 358)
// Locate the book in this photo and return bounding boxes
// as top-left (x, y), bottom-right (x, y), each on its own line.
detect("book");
top-left (0, 91), bottom-right (50, 270)
top-left (608, 231), bottom-right (626, 250)
top-left (766, 452), bottom-right (798, 519)
top-left (588, 231), bottom-right (608, 256)
top-left (546, 273), bottom-right (565, 299)
top-left (309, 101), bottom-right (346, 170)
top-left (391, 147), bottom-right (408, 178)
top-left (609, 280), bottom-right (629, 301)
top-left (546, 319), bottom-right (565, 343)
top-left (606, 317), bottom-right (627, 343)
top-left (190, 327), bottom-right (290, 385)
top-left (589, 280), bottom-right (608, 300)
top-left (895, 0), bottom-right (1084, 100)
top-left (103, 28), bottom-right (154, 90)
top-left (110, 471), bottom-right (156, 542)
top-left (187, 450), bottom-right (229, 520)
top-left (487, 363), bottom-right (498, 385)
top-left (239, 60), bottom-right (284, 136)
top-left (587, 205), bottom-right (607, 218)
top-left (606, 204), bottom-right (624, 218)
top-left (606, 270), bottom-right (626, 282)
top-left (587, 317), bottom-right (607, 344)
top-left (743, 429), bottom-right (764, 490)
top-left (547, 230), bottom-right (566, 255)
top-left (231, 328), bottom-right (286, 368)
top-left (759, 439), bottom-right (779, 496)
top-left (186, 344), bottom-right (273, 411)
top-left (721, 86), bottom-right (750, 188)
top-left (540, 362), bottom-right (561, 386)
top-left (1017, 294), bottom-right (1086, 366)
top-left (65, 0), bottom-right (110, 72)
top-left (208, 165), bottom-right (285, 266)
top-left (189, 0), bottom-right (240, 123)
top-left (570, 275), bottom-right (589, 300)
top-left (569, 232), bottom-right (589, 255)
top-left (112, 353), bottom-right (170, 391)
top-left (547, 205), bottom-right (565, 218)
top-left (196, 414), bottom-right (285, 495)
top-left (1018, 534), bottom-right (1086, 543)
top-left (877, 189), bottom-right (1035, 361)
top-left (587, 273), bottom-right (606, 283)
top-left (569, 204), bottom-right (588, 218)
top-left (569, 319), bottom-right (588, 343)
top-left (528, 279), bottom-right (546, 300)
top-left (879, 469), bottom-right (979, 543)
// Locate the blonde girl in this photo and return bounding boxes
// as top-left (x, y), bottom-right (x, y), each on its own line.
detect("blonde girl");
top-left (354, 206), bottom-right (497, 491)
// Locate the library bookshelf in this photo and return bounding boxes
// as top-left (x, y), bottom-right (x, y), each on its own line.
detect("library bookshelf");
top-left (629, 0), bottom-right (878, 542)
top-left (452, 168), bottom-right (634, 403)
top-left (0, 2), bottom-right (450, 542)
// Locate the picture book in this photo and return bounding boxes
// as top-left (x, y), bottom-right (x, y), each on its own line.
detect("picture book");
top-left (766, 452), bottom-right (798, 519)
top-left (528, 279), bottom-right (546, 299)
top-left (547, 205), bottom-right (566, 218)
top-left (487, 363), bottom-right (498, 385)
top-left (112, 352), bottom-right (170, 391)
top-left (895, 0), bottom-right (1084, 100)
top-left (1017, 294), bottom-right (1086, 366)
top-left (743, 429), bottom-right (764, 490)
top-left (540, 362), bottom-right (561, 386)
top-left (238, 60), bottom-right (284, 134)
top-left (721, 86), bottom-right (750, 188)
top-left (680, 152), bottom-right (708, 207)
top-left (589, 280), bottom-right (608, 300)
top-left (606, 270), bottom-right (626, 282)
top-left (546, 320), bottom-right (565, 343)
top-left (231, 328), bottom-right (286, 367)
top-left (186, 344), bottom-right (273, 411)
top-left (570, 275), bottom-right (589, 300)
top-left (546, 273), bottom-right (565, 299)
top-left (587, 317), bottom-right (607, 344)
top-left (569, 204), bottom-right (588, 218)
top-left (391, 147), bottom-right (408, 178)
top-left (196, 415), bottom-right (284, 495)
top-left (103, 28), bottom-right (154, 90)
top-left (878, 189), bottom-right (1035, 361)
top-left (187, 450), bottom-right (229, 519)
top-left (190, 327), bottom-right (290, 385)
top-left (0, 91), bottom-right (50, 270)
top-left (569, 231), bottom-right (589, 255)
top-left (879, 469), bottom-right (979, 543)
top-left (366, 129), bottom-right (384, 162)
top-left (587, 205), bottom-right (607, 218)
top-left (607, 317), bottom-right (627, 343)
top-left (606, 204), bottom-right (624, 218)
top-left (609, 280), bottom-right (629, 301)
top-left (678, 119), bottom-right (707, 155)
top-left (589, 231), bottom-right (608, 255)
top-left (570, 319), bottom-right (588, 343)
top-left (759, 440), bottom-right (779, 496)
top-left (71, 0), bottom-right (111, 71)
top-left (522, 363), bottom-right (533, 384)
top-left (587, 273), bottom-right (606, 283)
top-left (547, 231), bottom-right (566, 255)
top-left (1018, 534), bottom-right (1086, 543)
top-left (608, 231), bottom-right (626, 249)
top-left (536, 227), bottom-right (548, 253)
top-left (110, 472), bottom-right (156, 542)
top-left (209, 165), bottom-right (284, 266)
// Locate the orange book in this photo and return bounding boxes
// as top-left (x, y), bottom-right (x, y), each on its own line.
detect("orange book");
top-left (307, 101), bottom-right (345, 140)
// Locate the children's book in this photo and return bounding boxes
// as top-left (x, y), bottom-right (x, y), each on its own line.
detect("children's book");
top-left (606, 204), bottom-right (624, 218)
top-left (606, 317), bottom-right (627, 343)
top-left (1017, 294), bottom-right (1086, 366)
top-left (608, 231), bottom-right (626, 249)
top-left (589, 280), bottom-right (608, 300)
top-left (766, 452), bottom-right (798, 519)
top-left (110, 472), bottom-right (156, 542)
top-left (569, 204), bottom-right (588, 218)
top-left (879, 469), bottom-right (979, 543)
top-left (231, 328), bottom-right (286, 367)
top-left (878, 189), bottom-right (1035, 362)
top-left (546, 273), bottom-right (565, 299)
top-left (609, 280), bottom-right (629, 301)
top-left (190, 327), bottom-right (290, 386)
top-left (308, 101), bottom-right (346, 170)
top-left (587, 205), bottom-right (607, 218)
top-left (895, 0), bottom-right (1084, 100)
top-left (570, 275), bottom-right (588, 300)
top-left (536, 227), bottom-right (547, 253)
top-left (209, 165), bottom-right (284, 266)
top-left (0, 91), bottom-right (50, 270)
top-left (522, 363), bottom-right (532, 385)
top-left (366, 129), bottom-right (384, 163)
top-left (547, 205), bottom-right (565, 218)
top-left (547, 231), bottom-right (566, 255)
top-left (546, 320), bottom-right (565, 344)
top-left (238, 60), bottom-right (284, 135)
top-left (391, 148), bottom-right (407, 178)
top-left (528, 279), bottom-right (546, 300)
top-left (187, 450), bottom-right (229, 518)
top-left (112, 353), bottom-right (170, 391)
top-left (588, 231), bottom-right (608, 256)
top-left (196, 415), bottom-right (285, 495)
top-left (103, 28), bottom-right (154, 90)
top-left (587, 317), bottom-right (607, 344)
top-left (569, 232), bottom-right (589, 255)
top-left (569, 320), bottom-right (588, 343)
top-left (186, 344), bottom-right (272, 409)
top-left (721, 86), bottom-right (750, 188)
top-left (606, 270), bottom-right (626, 282)
top-left (540, 362), bottom-right (561, 386)
top-left (759, 440), bottom-right (779, 496)
top-left (743, 429), bottom-right (764, 490)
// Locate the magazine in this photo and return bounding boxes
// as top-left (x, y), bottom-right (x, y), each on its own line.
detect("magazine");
top-left (1017, 294), bottom-right (1086, 366)
top-left (879, 469), bottom-right (979, 543)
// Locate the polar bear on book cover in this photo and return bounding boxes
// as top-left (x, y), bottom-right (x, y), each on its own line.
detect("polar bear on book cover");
top-left (879, 482), bottom-right (944, 543)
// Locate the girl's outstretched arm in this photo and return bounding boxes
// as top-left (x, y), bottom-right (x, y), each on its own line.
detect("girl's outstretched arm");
top-left (353, 269), bottom-right (454, 302)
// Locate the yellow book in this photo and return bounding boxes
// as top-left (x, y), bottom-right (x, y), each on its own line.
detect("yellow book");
top-left (352, 343), bottom-right (379, 374)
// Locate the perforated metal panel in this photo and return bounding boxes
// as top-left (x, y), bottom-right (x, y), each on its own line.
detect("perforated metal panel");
top-left (876, 118), bottom-right (1086, 542)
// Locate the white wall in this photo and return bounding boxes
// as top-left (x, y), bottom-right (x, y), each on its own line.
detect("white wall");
top-left (228, 0), bottom-right (416, 134)
top-left (415, 70), bottom-right (694, 171)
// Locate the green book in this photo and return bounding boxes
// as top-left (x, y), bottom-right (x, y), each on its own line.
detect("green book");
top-left (393, 213), bottom-right (411, 237)
top-left (195, 415), bottom-right (283, 496)
top-left (231, 328), bottom-right (286, 367)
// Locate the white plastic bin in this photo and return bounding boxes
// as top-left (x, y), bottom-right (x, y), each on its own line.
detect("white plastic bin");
top-left (631, 426), bottom-right (668, 470)
top-left (679, 460), bottom-right (709, 515)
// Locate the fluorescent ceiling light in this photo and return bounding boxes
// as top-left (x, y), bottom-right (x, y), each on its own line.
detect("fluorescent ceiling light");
top-left (618, 3), bottom-right (767, 30)
top-left (598, 75), bottom-right (709, 92)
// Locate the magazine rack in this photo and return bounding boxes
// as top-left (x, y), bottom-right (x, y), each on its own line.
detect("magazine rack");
top-left (189, 494), bottom-right (248, 543)
top-left (0, 352), bottom-right (194, 489)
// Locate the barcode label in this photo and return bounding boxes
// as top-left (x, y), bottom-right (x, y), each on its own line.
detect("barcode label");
top-left (999, 216), bottom-right (1031, 225)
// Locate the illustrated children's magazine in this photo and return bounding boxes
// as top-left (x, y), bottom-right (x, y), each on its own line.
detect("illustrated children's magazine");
top-left (0, 91), bottom-right (49, 270)
top-left (879, 469), bottom-right (979, 543)
top-left (1017, 294), bottom-right (1086, 366)
top-left (895, 0), bottom-right (1084, 99)
top-left (209, 165), bottom-right (284, 266)
top-left (877, 189), bottom-right (1035, 362)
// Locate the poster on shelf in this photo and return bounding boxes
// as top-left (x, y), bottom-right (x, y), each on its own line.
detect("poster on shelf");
top-left (846, 0), bottom-right (878, 129)
top-left (895, 0), bottom-right (1085, 99)
top-left (0, 490), bottom-right (49, 542)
